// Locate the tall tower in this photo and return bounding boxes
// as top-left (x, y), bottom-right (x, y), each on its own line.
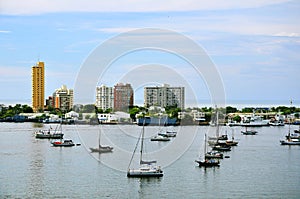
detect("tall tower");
top-left (32, 61), bottom-right (45, 112)
top-left (95, 84), bottom-right (114, 111)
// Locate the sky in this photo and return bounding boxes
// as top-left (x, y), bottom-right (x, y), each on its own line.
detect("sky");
top-left (0, 0), bottom-right (299, 108)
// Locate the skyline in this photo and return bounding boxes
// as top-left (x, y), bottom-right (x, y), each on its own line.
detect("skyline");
top-left (1, 0), bottom-right (300, 107)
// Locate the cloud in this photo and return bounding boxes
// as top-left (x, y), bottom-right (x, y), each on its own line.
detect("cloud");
top-left (1, 0), bottom-right (291, 15)
top-left (274, 32), bottom-right (300, 37)
top-left (0, 30), bottom-right (11, 33)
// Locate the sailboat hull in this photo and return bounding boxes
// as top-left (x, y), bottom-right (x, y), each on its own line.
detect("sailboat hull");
top-left (127, 169), bottom-right (163, 177)
top-left (90, 147), bottom-right (113, 153)
top-left (195, 160), bottom-right (220, 167)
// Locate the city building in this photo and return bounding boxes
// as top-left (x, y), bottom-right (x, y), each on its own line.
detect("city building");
top-left (32, 61), bottom-right (45, 112)
top-left (95, 84), bottom-right (114, 111)
top-left (52, 85), bottom-right (74, 112)
top-left (144, 84), bottom-right (185, 110)
top-left (114, 83), bottom-right (134, 112)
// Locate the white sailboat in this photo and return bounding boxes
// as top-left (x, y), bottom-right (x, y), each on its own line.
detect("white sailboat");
top-left (90, 107), bottom-right (113, 153)
top-left (195, 133), bottom-right (220, 167)
top-left (280, 100), bottom-right (300, 145)
top-left (127, 121), bottom-right (163, 177)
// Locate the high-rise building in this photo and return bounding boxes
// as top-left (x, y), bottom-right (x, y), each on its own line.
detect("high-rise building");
top-left (32, 61), bottom-right (45, 112)
top-left (114, 83), bottom-right (134, 112)
top-left (52, 85), bottom-right (74, 112)
top-left (95, 84), bottom-right (114, 111)
top-left (144, 84), bottom-right (185, 109)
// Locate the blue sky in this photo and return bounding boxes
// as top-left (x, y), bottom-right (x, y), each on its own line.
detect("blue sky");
top-left (0, 0), bottom-right (299, 107)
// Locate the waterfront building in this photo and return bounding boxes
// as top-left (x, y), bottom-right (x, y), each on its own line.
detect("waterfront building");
top-left (95, 84), bottom-right (114, 111)
top-left (144, 84), bottom-right (185, 110)
top-left (114, 83), bottom-right (134, 112)
top-left (32, 61), bottom-right (45, 112)
top-left (52, 85), bottom-right (74, 112)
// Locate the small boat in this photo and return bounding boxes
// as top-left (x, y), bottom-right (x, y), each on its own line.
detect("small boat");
top-left (285, 133), bottom-right (300, 140)
top-left (90, 106), bottom-right (113, 153)
top-left (151, 135), bottom-right (170, 141)
top-left (280, 139), bottom-right (300, 145)
top-left (241, 127), bottom-right (258, 135)
top-left (225, 140), bottom-right (238, 146)
top-left (225, 131), bottom-right (238, 146)
top-left (127, 120), bottom-right (163, 177)
top-left (158, 131), bottom-right (177, 137)
top-left (52, 139), bottom-right (75, 147)
top-left (195, 133), bottom-right (220, 167)
top-left (241, 130), bottom-right (258, 135)
top-left (212, 144), bottom-right (231, 152)
top-left (280, 100), bottom-right (300, 145)
top-left (205, 151), bottom-right (223, 159)
top-left (35, 125), bottom-right (64, 139)
top-left (90, 145), bottom-right (113, 153)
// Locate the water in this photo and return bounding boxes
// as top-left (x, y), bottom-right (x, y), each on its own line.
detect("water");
top-left (1, 122), bottom-right (300, 198)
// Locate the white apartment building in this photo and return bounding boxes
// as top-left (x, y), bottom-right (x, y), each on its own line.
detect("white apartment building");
top-left (95, 84), bottom-right (114, 111)
top-left (144, 84), bottom-right (185, 110)
top-left (53, 85), bottom-right (73, 112)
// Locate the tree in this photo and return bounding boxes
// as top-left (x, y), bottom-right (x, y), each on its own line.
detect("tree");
top-left (82, 104), bottom-right (95, 113)
top-left (22, 105), bottom-right (33, 113)
top-left (241, 107), bottom-right (254, 113)
top-left (226, 106), bottom-right (238, 114)
top-left (233, 115), bottom-right (241, 123)
top-left (129, 107), bottom-right (140, 122)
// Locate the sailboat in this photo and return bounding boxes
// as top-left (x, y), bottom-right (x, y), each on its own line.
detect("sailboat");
top-left (195, 133), bottom-right (220, 167)
top-left (241, 126), bottom-right (258, 135)
top-left (90, 107), bottom-right (113, 153)
top-left (224, 129), bottom-right (238, 146)
top-left (127, 120), bottom-right (163, 177)
top-left (208, 106), bottom-right (228, 145)
top-left (280, 100), bottom-right (300, 145)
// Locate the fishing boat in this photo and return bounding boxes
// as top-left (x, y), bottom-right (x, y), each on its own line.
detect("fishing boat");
top-left (35, 125), bottom-right (64, 139)
top-left (195, 133), bottom-right (220, 167)
top-left (52, 139), bottom-right (75, 147)
top-left (127, 120), bottom-right (163, 177)
top-left (90, 107), bottom-right (113, 153)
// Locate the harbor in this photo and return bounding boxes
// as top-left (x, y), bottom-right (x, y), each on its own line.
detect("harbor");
top-left (1, 122), bottom-right (300, 198)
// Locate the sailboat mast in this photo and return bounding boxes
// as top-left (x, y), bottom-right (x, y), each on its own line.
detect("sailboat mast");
top-left (140, 119), bottom-right (145, 164)
top-left (204, 133), bottom-right (207, 154)
top-left (288, 99), bottom-right (292, 135)
top-left (216, 106), bottom-right (219, 137)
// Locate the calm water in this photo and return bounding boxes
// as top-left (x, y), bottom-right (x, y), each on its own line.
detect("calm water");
top-left (1, 122), bottom-right (300, 199)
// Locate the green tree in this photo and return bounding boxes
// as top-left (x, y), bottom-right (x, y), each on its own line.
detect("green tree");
top-left (129, 107), bottom-right (140, 122)
top-left (82, 104), bottom-right (95, 113)
top-left (233, 115), bottom-right (241, 123)
top-left (226, 106), bottom-right (238, 114)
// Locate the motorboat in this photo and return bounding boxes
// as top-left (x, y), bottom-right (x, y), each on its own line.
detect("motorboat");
top-left (52, 139), bottom-right (75, 147)
top-left (151, 135), bottom-right (170, 141)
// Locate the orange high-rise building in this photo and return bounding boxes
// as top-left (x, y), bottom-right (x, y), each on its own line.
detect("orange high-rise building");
top-left (32, 62), bottom-right (45, 112)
